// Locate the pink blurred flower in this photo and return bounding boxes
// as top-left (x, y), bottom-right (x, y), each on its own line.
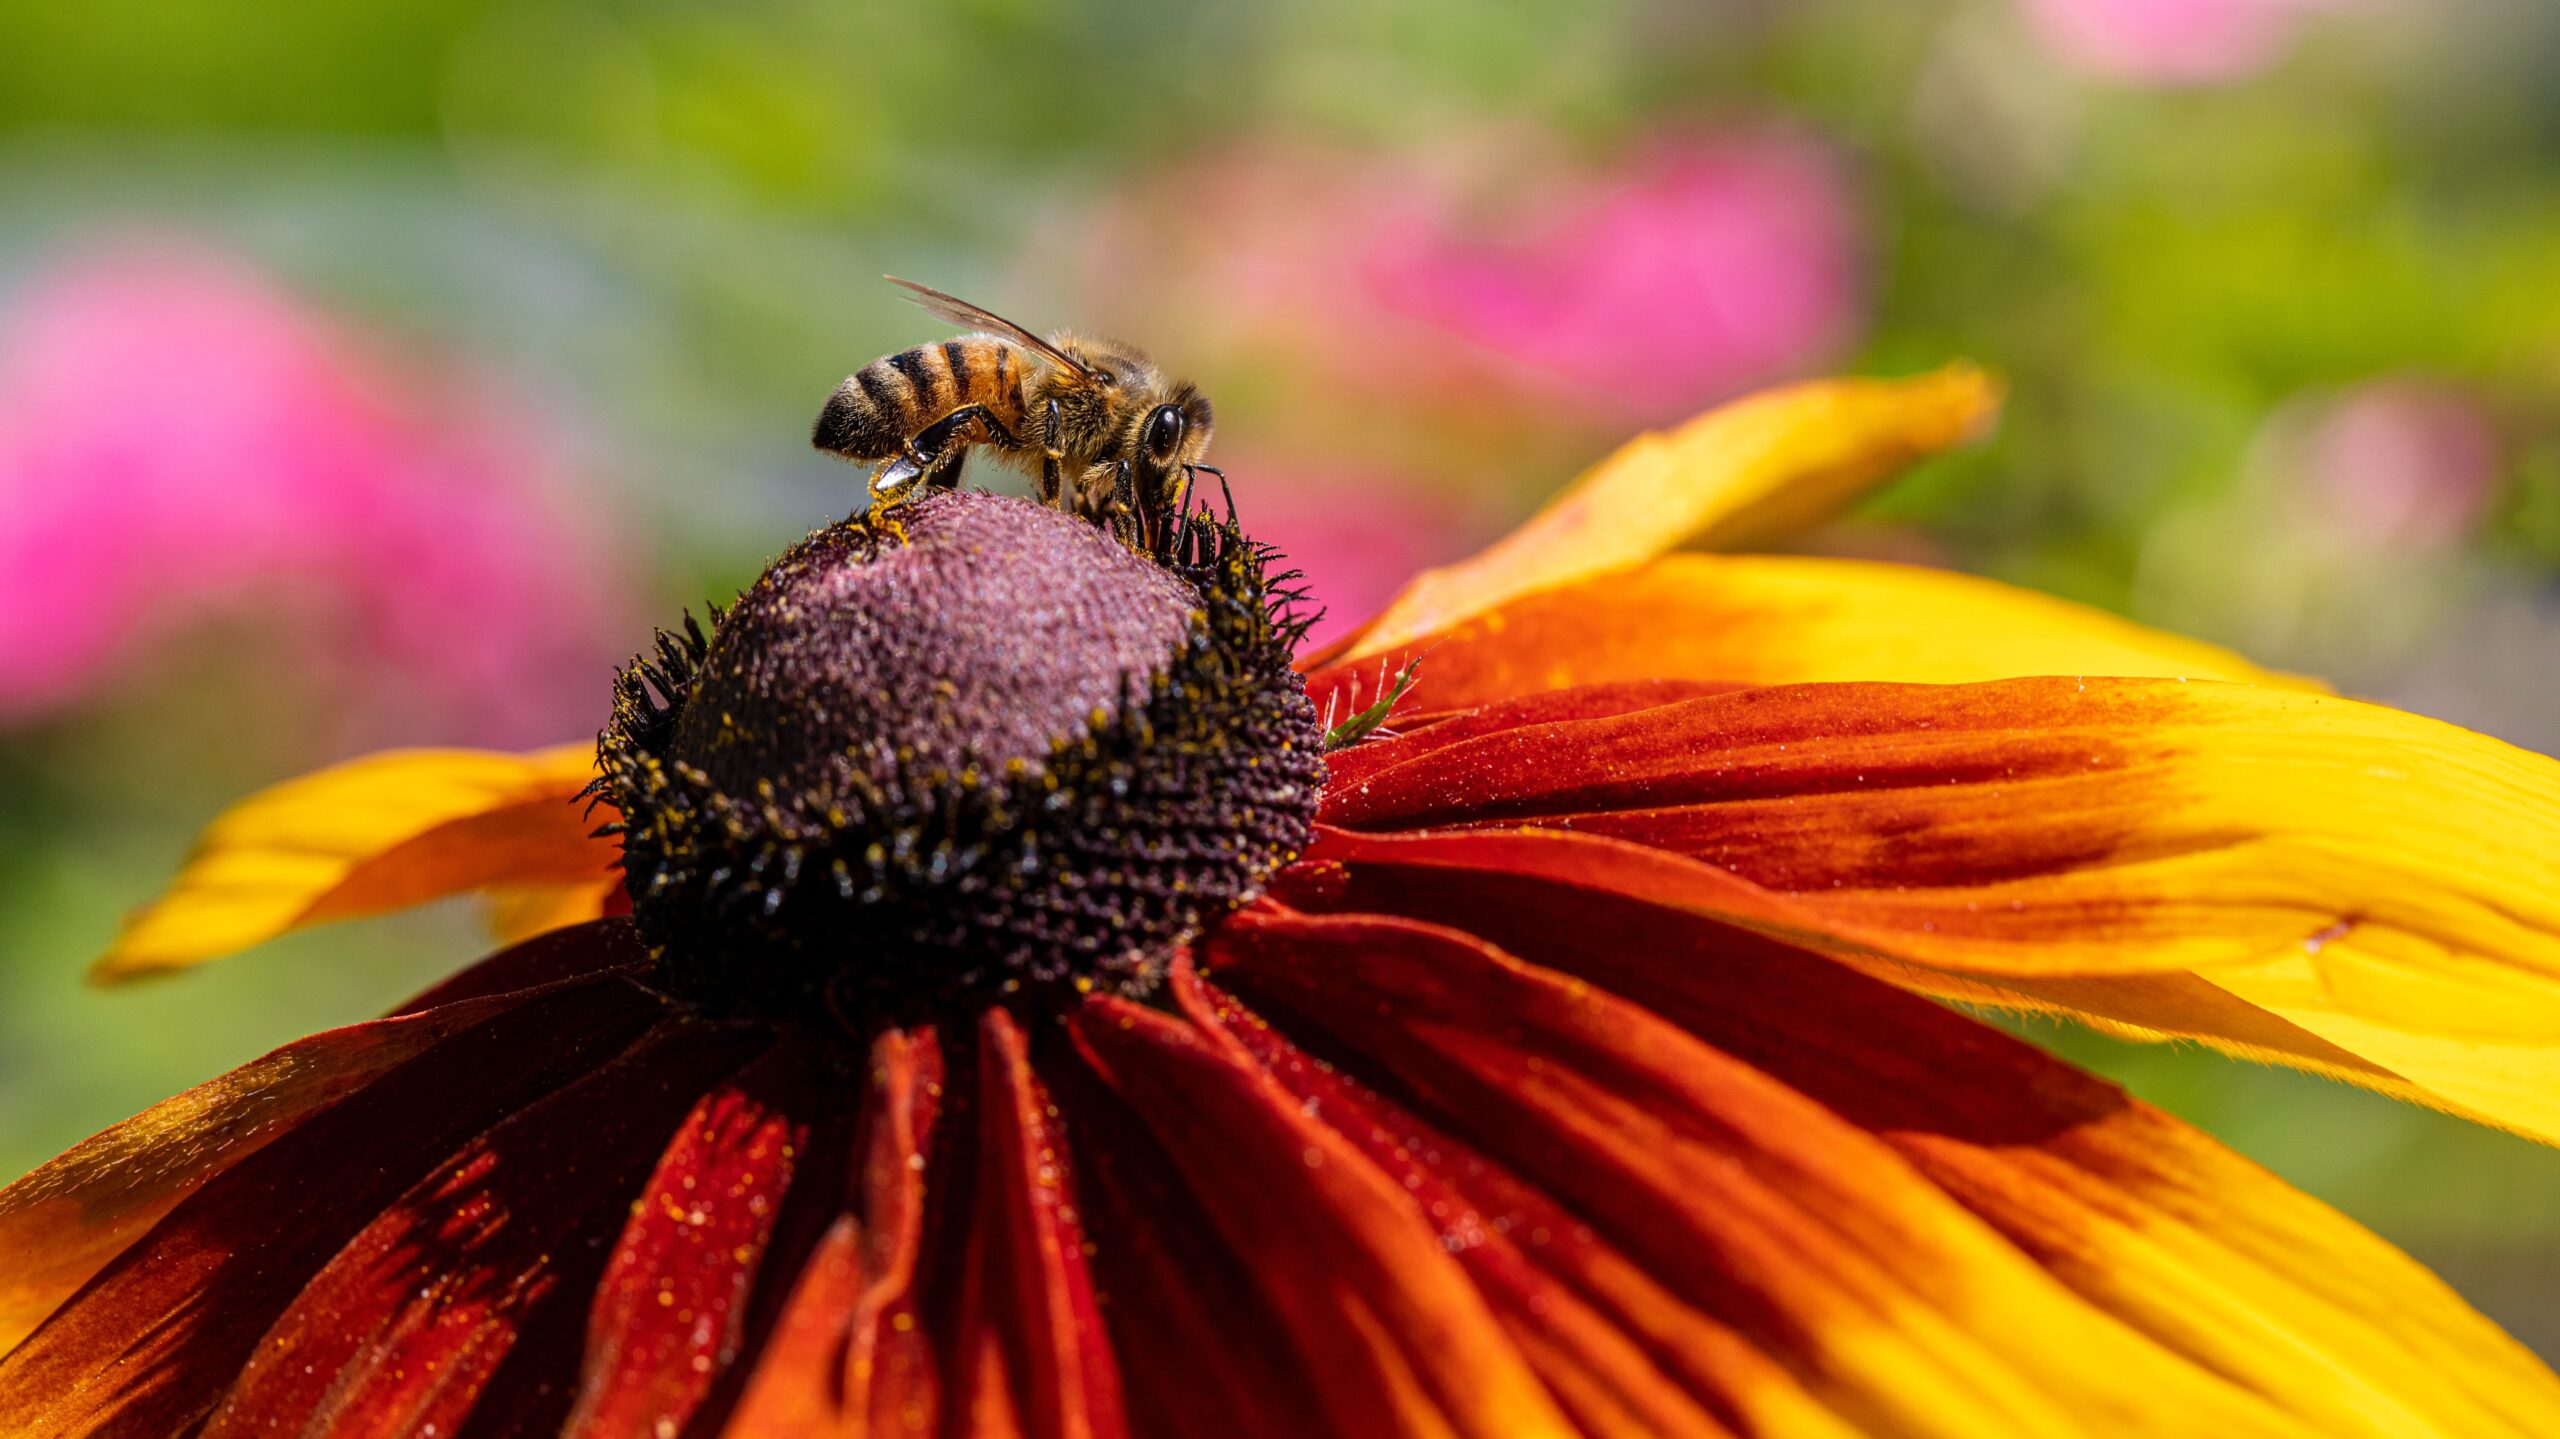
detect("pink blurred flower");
top-left (1080, 130), bottom-right (1863, 427)
top-left (2019, 0), bottom-right (2369, 86)
top-left (0, 244), bottom-right (630, 744)
top-left (2295, 379), bottom-right (2502, 549)
top-left (1219, 461), bottom-right (1493, 654)
top-left (1360, 135), bottom-right (1862, 414)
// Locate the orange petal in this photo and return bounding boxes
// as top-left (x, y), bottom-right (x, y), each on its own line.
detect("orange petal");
top-left (1068, 993), bottom-right (1578, 1439)
top-left (1306, 553), bottom-right (2301, 723)
top-left (94, 743), bottom-right (614, 983)
top-left (1209, 904), bottom-right (2318, 1438)
top-left (1322, 365), bottom-right (2001, 666)
top-left (0, 972), bottom-right (665, 1434)
top-left (1316, 676), bottom-right (2560, 1139)
top-left (1259, 865), bottom-right (2560, 1437)
top-left (1044, 1037), bottom-right (1335, 1439)
top-left (721, 1027), bottom-right (947, 1439)
top-left (0, 986), bottom-right (533, 1354)
top-left (945, 1011), bottom-right (1126, 1439)
top-left (197, 1020), bottom-right (763, 1439)
top-left (1173, 965), bottom-right (1851, 1439)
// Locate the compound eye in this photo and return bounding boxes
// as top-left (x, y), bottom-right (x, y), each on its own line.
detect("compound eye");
top-left (1144, 405), bottom-right (1186, 461)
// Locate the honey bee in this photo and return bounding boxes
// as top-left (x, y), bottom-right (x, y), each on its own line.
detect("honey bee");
top-left (813, 278), bottom-right (1221, 550)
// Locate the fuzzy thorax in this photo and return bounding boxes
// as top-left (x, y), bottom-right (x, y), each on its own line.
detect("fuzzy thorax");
top-left (597, 491), bottom-right (1323, 1027)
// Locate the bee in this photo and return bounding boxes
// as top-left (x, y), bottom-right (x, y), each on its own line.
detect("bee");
top-left (813, 278), bottom-right (1221, 551)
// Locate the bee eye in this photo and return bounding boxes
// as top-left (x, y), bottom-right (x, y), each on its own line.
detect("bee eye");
top-left (1144, 405), bottom-right (1186, 461)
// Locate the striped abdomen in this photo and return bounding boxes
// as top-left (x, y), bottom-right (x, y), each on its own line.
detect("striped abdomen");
top-left (812, 337), bottom-right (1029, 459)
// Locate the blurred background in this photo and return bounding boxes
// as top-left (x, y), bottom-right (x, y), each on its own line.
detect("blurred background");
top-left (4, 0), bottom-right (2559, 1350)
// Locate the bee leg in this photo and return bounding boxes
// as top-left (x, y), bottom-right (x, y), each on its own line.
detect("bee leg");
top-left (869, 450), bottom-right (930, 504)
top-left (876, 404), bottom-right (1017, 509)
top-left (1039, 398), bottom-right (1068, 511)
top-left (906, 404), bottom-right (1012, 461)
top-left (1131, 466), bottom-right (1180, 558)
top-left (1159, 465), bottom-right (1195, 556)
top-left (1104, 459), bottom-right (1142, 550)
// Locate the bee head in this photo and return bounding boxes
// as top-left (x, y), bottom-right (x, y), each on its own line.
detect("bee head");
top-left (1133, 382), bottom-right (1215, 481)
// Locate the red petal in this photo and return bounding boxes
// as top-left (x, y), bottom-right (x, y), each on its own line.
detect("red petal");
top-left (1040, 1039), bottom-right (1331, 1439)
top-left (197, 1019), bottom-right (768, 1439)
top-left (1313, 676), bottom-right (2560, 1145)
top-left (1313, 680), bottom-right (2080, 835)
top-left (560, 1040), bottom-right (826, 1439)
top-left (1286, 846), bottom-right (2560, 1436)
top-left (0, 984), bottom-right (557, 1356)
top-left (1319, 679), bottom-right (1744, 794)
top-left (1068, 992), bottom-right (1576, 1439)
top-left (944, 1010), bottom-right (1127, 1439)
top-left (395, 917), bottom-right (646, 1014)
top-left (0, 972), bottom-right (664, 1438)
top-left (1170, 966), bottom-right (1778, 1439)
top-left (1206, 905), bottom-right (2311, 1435)
top-left (721, 1027), bottom-right (946, 1439)
top-left (1289, 825), bottom-right (2381, 1078)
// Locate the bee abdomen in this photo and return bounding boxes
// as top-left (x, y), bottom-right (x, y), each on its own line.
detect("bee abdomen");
top-left (813, 337), bottom-right (1027, 459)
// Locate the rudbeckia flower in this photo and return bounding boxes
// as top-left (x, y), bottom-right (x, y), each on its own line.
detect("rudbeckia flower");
top-left (0, 244), bottom-right (629, 741)
top-left (10, 365), bottom-right (2560, 1438)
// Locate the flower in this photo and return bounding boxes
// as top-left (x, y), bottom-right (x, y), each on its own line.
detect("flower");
top-left (2293, 379), bottom-right (2501, 551)
top-left (0, 243), bottom-right (629, 743)
top-left (10, 365), bottom-right (2560, 1436)
top-left (2132, 377), bottom-right (2505, 678)
top-left (1080, 130), bottom-right (1863, 428)
top-left (2017, 0), bottom-right (2373, 87)
top-left (1355, 133), bottom-right (1864, 416)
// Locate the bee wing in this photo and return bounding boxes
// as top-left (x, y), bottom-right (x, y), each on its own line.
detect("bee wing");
top-left (884, 277), bottom-right (1096, 382)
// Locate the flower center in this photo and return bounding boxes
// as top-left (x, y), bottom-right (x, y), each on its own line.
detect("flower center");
top-left (598, 491), bottom-right (1324, 1025)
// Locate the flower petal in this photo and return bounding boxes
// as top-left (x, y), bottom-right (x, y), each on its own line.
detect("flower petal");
top-left (1318, 678), bottom-right (2560, 1147)
top-left (196, 1019), bottom-right (765, 1439)
top-left (1210, 904), bottom-right (2320, 1438)
top-left (1320, 677), bottom-right (2560, 1058)
top-left (0, 986), bottom-right (533, 1353)
top-left (1288, 856), bottom-right (2560, 1437)
top-left (561, 1040), bottom-right (823, 1439)
top-left (488, 877), bottom-right (628, 948)
top-left (0, 966), bottom-right (664, 1435)
top-left (1307, 554), bottom-right (2299, 723)
top-left (1322, 365), bottom-right (2001, 665)
top-left (1171, 964), bottom-right (1854, 1439)
top-left (1068, 993), bottom-right (1578, 1439)
top-left (721, 1028), bottom-right (946, 1439)
top-left (0, 926), bottom-right (625, 1358)
top-left (94, 743), bottom-right (613, 983)
top-left (1044, 1039), bottom-right (1335, 1439)
top-left (945, 1011), bottom-right (1127, 1439)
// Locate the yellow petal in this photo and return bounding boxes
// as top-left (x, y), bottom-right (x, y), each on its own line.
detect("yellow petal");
top-left (1326, 364), bottom-right (2002, 665)
top-left (1909, 966), bottom-right (2560, 1151)
top-left (485, 879), bottom-right (623, 948)
top-left (1317, 677), bottom-right (2560, 1141)
top-left (1306, 554), bottom-right (2307, 720)
top-left (95, 743), bottom-right (612, 984)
